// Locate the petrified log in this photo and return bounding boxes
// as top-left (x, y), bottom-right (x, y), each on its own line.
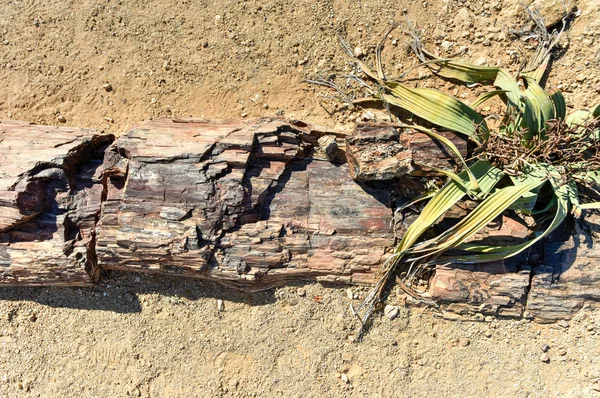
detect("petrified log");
top-left (3, 118), bottom-right (600, 324)
top-left (0, 121), bottom-right (114, 285)
top-left (0, 118), bottom-right (463, 289)
top-left (95, 119), bottom-right (397, 288)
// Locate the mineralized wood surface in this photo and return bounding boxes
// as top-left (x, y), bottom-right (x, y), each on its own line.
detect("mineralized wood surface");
top-left (429, 215), bottom-right (536, 318)
top-left (0, 120), bottom-right (114, 285)
top-left (4, 117), bottom-right (600, 324)
top-left (345, 124), bottom-right (467, 181)
top-left (527, 223), bottom-right (600, 323)
top-left (95, 118), bottom-right (395, 288)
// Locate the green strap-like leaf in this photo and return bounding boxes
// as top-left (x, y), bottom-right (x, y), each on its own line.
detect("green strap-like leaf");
top-left (522, 96), bottom-right (539, 140)
top-left (394, 160), bottom-right (504, 256)
top-left (415, 56), bottom-right (522, 108)
top-left (493, 69), bottom-right (522, 108)
top-left (408, 178), bottom-right (545, 258)
top-left (452, 178), bottom-right (569, 263)
top-left (566, 110), bottom-right (593, 127)
top-left (549, 89), bottom-right (566, 121)
top-left (470, 90), bottom-right (510, 109)
top-left (523, 76), bottom-right (555, 139)
top-left (421, 58), bottom-right (500, 83)
top-left (578, 202), bottom-right (600, 210)
top-left (383, 82), bottom-right (489, 142)
top-left (508, 164), bottom-right (547, 212)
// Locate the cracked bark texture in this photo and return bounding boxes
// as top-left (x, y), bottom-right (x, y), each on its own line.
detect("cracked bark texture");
top-left (527, 220), bottom-right (600, 323)
top-left (3, 118), bottom-right (600, 323)
top-left (96, 118), bottom-right (395, 289)
top-left (0, 121), bottom-right (114, 285)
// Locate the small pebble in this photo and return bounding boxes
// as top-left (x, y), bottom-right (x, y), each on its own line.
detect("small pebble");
top-left (384, 305), bottom-right (399, 320)
top-left (124, 292), bottom-right (135, 303)
top-left (217, 299), bottom-right (224, 312)
top-left (558, 347), bottom-right (567, 356)
top-left (557, 320), bottom-right (570, 329)
top-left (346, 289), bottom-right (353, 300)
top-left (440, 40), bottom-right (454, 51)
top-left (103, 83), bottom-right (113, 92)
top-left (485, 316), bottom-right (494, 322)
top-left (57, 115), bottom-right (66, 123)
top-left (541, 344), bottom-right (550, 353)
top-left (540, 353), bottom-right (550, 363)
top-left (361, 110), bottom-right (375, 121)
top-left (459, 337), bottom-right (470, 347)
top-left (484, 330), bottom-right (493, 338)
top-left (341, 374), bottom-right (349, 383)
top-left (475, 57), bottom-right (488, 66)
top-left (354, 47), bottom-right (363, 58)
top-left (297, 288), bottom-right (306, 297)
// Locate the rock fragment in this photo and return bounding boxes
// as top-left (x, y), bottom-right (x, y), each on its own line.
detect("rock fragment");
top-left (384, 305), bottom-right (399, 320)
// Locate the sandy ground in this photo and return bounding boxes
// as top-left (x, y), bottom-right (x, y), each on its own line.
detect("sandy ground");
top-left (1, 0), bottom-right (600, 396)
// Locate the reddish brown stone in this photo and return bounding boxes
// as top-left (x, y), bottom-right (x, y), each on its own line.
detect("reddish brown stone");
top-left (345, 124), bottom-right (467, 181)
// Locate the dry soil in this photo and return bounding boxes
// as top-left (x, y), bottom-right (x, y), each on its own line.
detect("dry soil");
top-left (1, 0), bottom-right (600, 397)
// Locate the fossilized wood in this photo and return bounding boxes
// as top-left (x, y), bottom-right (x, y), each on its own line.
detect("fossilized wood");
top-left (429, 215), bottom-right (537, 317)
top-left (95, 118), bottom-right (396, 289)
top-left (0, 121), bottom-right (114, 286)
top-left (345, 124), bottom-right (467, 181)
top-left (430, 261), bottom-right (532, 317)
top-left (4, 118), bottom-right (600, 325)
top-left (526, 221), bottom-right (600, 322)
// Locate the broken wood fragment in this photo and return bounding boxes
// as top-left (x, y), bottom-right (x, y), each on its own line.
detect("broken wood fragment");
top-left (527, 223), bottom-right (600, 322)
top-left (0, 120), bottom-right (114, 286)
top-left (345, 124), bottom-right (467, 181)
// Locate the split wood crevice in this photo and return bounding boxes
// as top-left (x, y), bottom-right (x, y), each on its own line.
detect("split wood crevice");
top-left (1, 118), bottom-right (598, 323)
